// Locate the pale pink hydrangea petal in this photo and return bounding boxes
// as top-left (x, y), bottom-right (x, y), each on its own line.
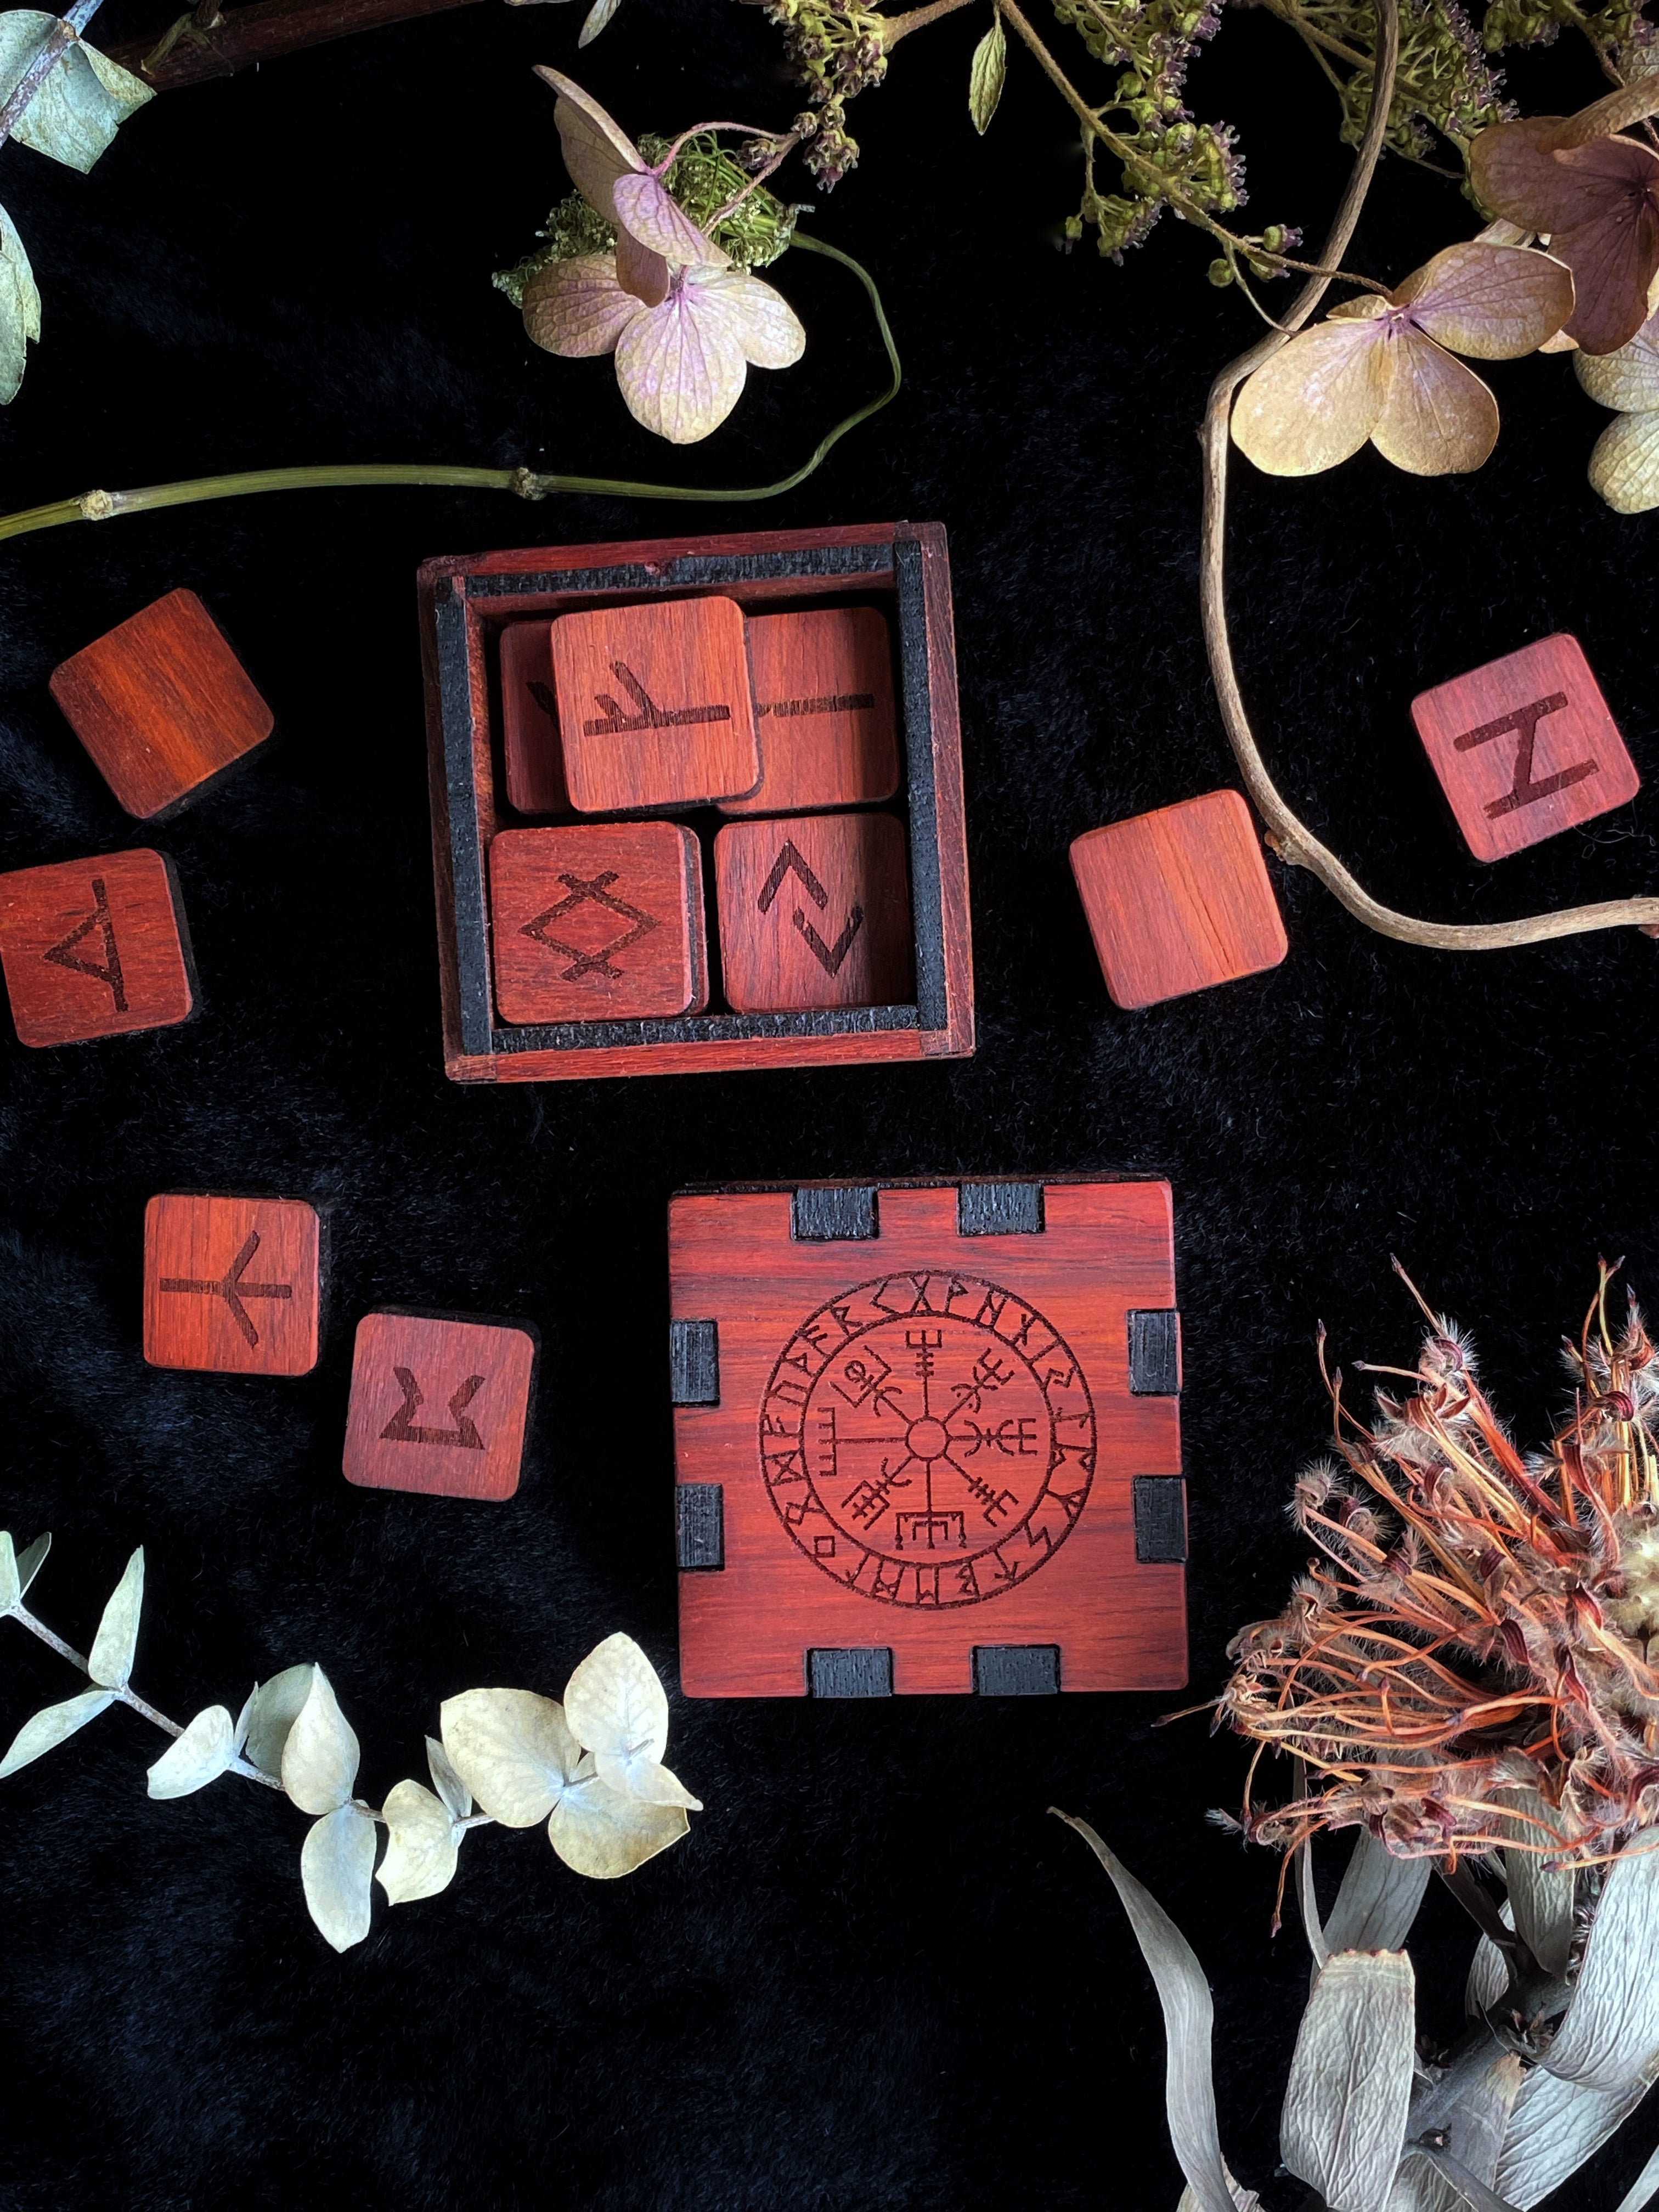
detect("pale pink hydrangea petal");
top-left (1369, 331), bottom-right (1498, 474)
top-left (616, 225), bottom-right (669, 308)
top-left (613, 170), bottom-right (729, 271)
top-left (614, 285), bottom-right (747, 443)
top-left (1230, 320), bottom-right (1392, 475)
top-left (534, 66), bottom-right (642, 223)
top-left (1577, 306), bottom-right (1659, 410)
top-left (1393, 241), bottom-right (1574, 360)
top-left (684, 268), bottom-right (806, 368)
top-left (522, 252), bottom-right (639, 359)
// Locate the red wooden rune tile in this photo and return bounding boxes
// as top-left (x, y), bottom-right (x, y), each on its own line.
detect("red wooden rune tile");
top-left (550, 594), bottom-right (760, 813)
top-left (343, 1312), bottom-right (536, 1500)
top-left (1410, 634), bottom-right (1639, 862)
top-left (143, 1194), bottom-right (321, 1376)
top-left (672, 1180), bottom-right (1187, 1697)
top-left (0, 848), bottom-right (194, 1047)
top-left (720, 607), bottom-right (899, 816)
top-left (499, 622), bottom-right (571, 816)
top-left (714, 811), bottom-right (913, 1013)
top-left (489, 822), bottom-right (707, 1023)
top-left (50, 588), bottom-right (274, 819)
top-left (1069, 789), bottom-right (1287, 1011)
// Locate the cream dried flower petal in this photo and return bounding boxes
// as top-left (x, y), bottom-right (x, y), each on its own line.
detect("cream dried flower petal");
top-left (1230, 320), bottom-right (1392, 476)
top-left (301, 1804), bottom-right (377, 1952)
top-left (547, 1754), bottom-right (689, 1878)
top-left (1369, 332), bottom-right (1499, 475)
top-left (280, 1666), bottom-right (360, 1816)
top-left (1394, 241), bottom-right (1575, 360)
top-left (615, 283), bottom-right (749, 443)
top-left (1577, 309), bottom-right (1659, 410)
top-left (1589, 409), bottom-right (1659, 511)
top-left (376, 1779), bottom-right (460, 1905)
top-left (613, 170), bottom-right (729, 273)
top-left (523, 252), bottom-right (639, 359)
top-left (690, 268), bottom-right (806, 369)
top-left (535, 66), bottom-right (642, 223)
top-left (439, 1687), bottom-right (581, 1826)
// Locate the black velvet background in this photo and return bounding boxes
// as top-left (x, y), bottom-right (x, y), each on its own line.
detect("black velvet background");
top-left (0, 6), bottom-right (1653, 2205)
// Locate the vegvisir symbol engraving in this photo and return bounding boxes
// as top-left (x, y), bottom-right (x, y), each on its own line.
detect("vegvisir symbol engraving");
top-left (759, 1273), bottom-right (1096, 1608)
top-left (43, 877), bottom-right (126, 1011)
top-left (755, 840), bottom-right (865, 977)
top-left (520, 871), bottom-right (661, 981)
top-left (583, 661), bottom-right (732, 738)
top-left (1454, 691), bottom-right (1598, 820)
top-left (160, 1229), bottom-right (292, 1350)
top-left (381, 1368), bottom-right (486, 1449)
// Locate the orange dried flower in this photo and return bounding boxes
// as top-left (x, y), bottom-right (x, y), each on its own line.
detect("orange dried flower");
top-left (1217, 1264), bottom-right (1659, 1873)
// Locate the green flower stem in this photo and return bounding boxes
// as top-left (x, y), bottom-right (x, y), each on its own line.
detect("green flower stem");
top-left (0, 233), bottom-right (899, 547)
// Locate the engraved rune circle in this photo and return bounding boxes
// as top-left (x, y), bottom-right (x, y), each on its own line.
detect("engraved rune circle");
top-left (759, 1273), bottom-right (1096, 1609)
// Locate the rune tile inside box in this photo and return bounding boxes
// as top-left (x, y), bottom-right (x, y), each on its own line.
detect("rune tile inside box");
top-left (489, 821), bottom-right (707, 1023)
top-left (49, 588), bottom-right (274, 819)
top-left (670, 1179), bottom-right (1187, 1697)
top-left (0, 847), bottom-right (194, 1047)
top-left (1069, 788), bottom-right (1288, 1010)
top-left (550, 593), bottom-right (760, 813)
top-left (143, 1193), bottom-right (321, 1376)
top-left (1410, 633), bottom-right (1640, 862)
top-left (500, 622), bottom-right (571, 816)
top-left (720, 607), bottom-right (899, 816)
top-left (343, 1312), bottom-right (537, 1500)
top-left (714, 811), bottom-right (914, 1013)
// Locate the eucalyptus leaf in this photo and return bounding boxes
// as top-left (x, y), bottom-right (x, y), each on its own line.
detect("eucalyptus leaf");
top-left (440, 1688), bottom-right (580, 1826)
top-left (592, 1750), bottom-right (702, 1810)
top-left (0, 201), bottom-right (36, 404)
top-left (233, 1686), bottom-right (255, 1753)
top-left (1494, 2056), bottom-right (1658, 2207)
top-left (0, 1687), bottom-right (112, 1778)
top-left (1056, 1814), bottom-right (1239, 2212)
top-left (300, 1804), bottom-right (377, 1951)
top-left (425, 1734), bottom-right (472, 1821)
top-left (280, 1666), bottom-right (360, 1815)
top-left (87, 1547), bottom-right (143, 1688)
top-left (0, 12), bottom-right (153, 174)
top-left (14, 1530), bottom-right (48, 1600)
top-left (0, 1532), bottom-right (17, 1613)
top-left (578, 0), bottom-right (622, 43)
top-left (1543, 1835), bottom-right (1659, 2092)
top-left (563, 1633), bottom-right (670, 1786)
top-left (968, 12), bottom-right (1006, 136)
top-left (243, 1664), bottom-right (313, 1775)
top-left (1282, 1950), bottom-right (1415, 2212)
top-left (146, 1705), bottom-right (236, 1799)
top-left (1326, 1830), bottom-right (1433, 1954)
top-left (376, 1779), bottom-right (460, 1904)
top-left (547, 1756), bottom-right (689, 1878)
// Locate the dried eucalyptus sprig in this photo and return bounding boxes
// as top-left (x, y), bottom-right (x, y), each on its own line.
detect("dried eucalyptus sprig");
top-left (0, 1530), bottom-right (701, 1951)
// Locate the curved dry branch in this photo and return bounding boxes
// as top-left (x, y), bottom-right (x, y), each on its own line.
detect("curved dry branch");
top-left (1198, 0), bottom-right (1659, 953)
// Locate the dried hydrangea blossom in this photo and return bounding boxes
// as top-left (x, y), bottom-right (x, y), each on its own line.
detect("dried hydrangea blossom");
top-left (1217, 1265), bottom-right (1659, 1871)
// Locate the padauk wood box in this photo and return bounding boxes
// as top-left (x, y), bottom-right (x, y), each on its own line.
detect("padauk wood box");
top-left (416, 522), bottom-right (974, 1083)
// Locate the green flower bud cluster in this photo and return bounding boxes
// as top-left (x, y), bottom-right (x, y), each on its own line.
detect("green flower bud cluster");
top-left (762, 0), bottom-right (888, 185)
top-left (1481, 0), bottom-right (1656, 78)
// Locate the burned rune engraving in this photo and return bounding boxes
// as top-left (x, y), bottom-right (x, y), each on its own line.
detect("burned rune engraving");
top-left (583, 662), bottom-right (732, 738)
top-left (381, 1368), bottom-right (486, 1449)
top-left (520, 871), bottom-right (661, 981)
top-left (756, 691), bottom-right (876, 719)
top-left (755, 839), bottom-right (864, 977)
top-left (1453, 691), bottom-right (1598, 821)
top-left (759, 1273), bottom-right (1096, 1607)
top-left (160, 1229), bottom-right (292, 1350)
top-left (43, 877), bottom-right (126, 1012)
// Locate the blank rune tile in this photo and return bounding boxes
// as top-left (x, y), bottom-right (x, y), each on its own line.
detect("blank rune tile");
top-left (1410, 634), bottom-right (1640, 862)
top-left (714, 811), bottom-right (913, 1013)
top-left (143, 1194), bottom-right (321, 1376)
top-left (489, 822), bottom-right (707, 1024)
top-left (499, 622), bottom-right (571, 816)
top-left (1070, 788), bottom-right (1288, 1010)
top-left (49, 588), bottom-right (274, 819)
top-left (0, 848), bottom-right (194, 1047)
top-left (550, 594), bottom-right (760, 814)
top-left (721, 607), bottom-right (900, 816)
top-left (343, 1312), bottom-right (536, 1500)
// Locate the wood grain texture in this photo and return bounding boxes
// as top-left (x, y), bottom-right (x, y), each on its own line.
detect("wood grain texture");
top-left (0, 848), bottom-right (194, 1047)
top-left (1410, 633), bottom-right (1640, 863)
top-left (499, 622), bottom-right (571, 816)
top-left (49, 589), bottom-right (273, 819)
top-left (1070, 788), bottom-right (1288, 1010)
top-left (552, 594), bottom-right (759, 813)
top-left (489, 822), bottom-right (705, 1023)
top-left (671, 1180), bottom-right (1186, 1697)
top-left (143, 1193), bottom-right (320, 1375)
top-left (720, 607), bottom-right (899, 816)
top-left (342, 1312), bottom-right (535, 1500)
top-left (714, 811), bottom-right (913, 1013)
top-left (417, 522), bottom-right (974, 1081)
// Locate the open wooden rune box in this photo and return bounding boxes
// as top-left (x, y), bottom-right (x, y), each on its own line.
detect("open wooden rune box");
top-left (416, 522), bottom-right (974, 1083)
